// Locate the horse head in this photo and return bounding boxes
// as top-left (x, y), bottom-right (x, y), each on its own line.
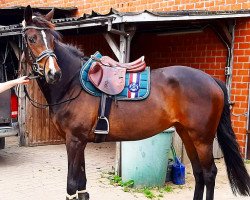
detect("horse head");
top-left (22, 5), bottom-right (62, 84)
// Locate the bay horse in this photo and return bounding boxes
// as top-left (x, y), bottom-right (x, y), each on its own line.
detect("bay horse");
top-left (22, 5), bottom-right (250, 200)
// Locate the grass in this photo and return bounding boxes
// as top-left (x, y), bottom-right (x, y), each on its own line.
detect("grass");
top-left (164, 185), bottom-right (174, 193)
top-left (110, 175), bottom-right (135, 191)
top-left (107, 172), bottom-right (177, 199)
top-left (142, 187), bottom-right (155, 199)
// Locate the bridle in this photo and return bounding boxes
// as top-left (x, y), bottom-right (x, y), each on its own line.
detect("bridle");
top-left (19, 25), bottom-right (82, 109)
top-left (22, 26), bottom-right (57, 78)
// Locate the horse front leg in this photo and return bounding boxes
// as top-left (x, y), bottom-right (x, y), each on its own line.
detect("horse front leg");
top-left (66, 135), bottom-right (89, 200)
top-left (77, 151), bottom-right (89, 200)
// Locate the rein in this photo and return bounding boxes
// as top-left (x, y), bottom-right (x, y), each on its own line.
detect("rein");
top-left (20, 25), bottom-right (82, 109)
top-left (23, 85), bottom-right (82, 109)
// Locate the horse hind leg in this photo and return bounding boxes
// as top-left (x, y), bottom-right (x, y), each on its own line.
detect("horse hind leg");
top-left (190, 130), bottom-right (217, 200)
top-left (194, 141), bottom-right (217, 200)
top-left (175, 125), bottom-right (205, 200)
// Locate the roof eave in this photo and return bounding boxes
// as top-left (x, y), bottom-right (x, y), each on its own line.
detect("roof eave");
top-left (112, 12), bottom-right (250, 24)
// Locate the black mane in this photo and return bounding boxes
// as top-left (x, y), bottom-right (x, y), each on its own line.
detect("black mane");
top-left (61, 43), bottom-right (85, 58)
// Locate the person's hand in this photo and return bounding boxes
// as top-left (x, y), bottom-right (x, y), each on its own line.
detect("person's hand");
top-left (13, 76), bottom-right (30, 85)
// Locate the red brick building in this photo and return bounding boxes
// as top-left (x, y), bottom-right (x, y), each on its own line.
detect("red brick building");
top-left (0, 1), bottom-right (250, 158)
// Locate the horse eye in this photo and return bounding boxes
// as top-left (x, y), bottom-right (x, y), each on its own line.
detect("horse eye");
top-left (28, 36), bottom-right (36, 43)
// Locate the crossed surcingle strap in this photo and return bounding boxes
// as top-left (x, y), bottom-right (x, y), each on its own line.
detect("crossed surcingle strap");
top-left (88, 55), bottom-right (147, 143)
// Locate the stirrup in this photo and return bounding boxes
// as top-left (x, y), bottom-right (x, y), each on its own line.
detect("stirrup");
top-left (94, 116), bottom-right (109, 135)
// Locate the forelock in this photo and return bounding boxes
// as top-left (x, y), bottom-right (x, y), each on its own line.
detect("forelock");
top-left (23, 13), bottom-right (62, 41)
top-left (32, 13), bottom-right (55, 29)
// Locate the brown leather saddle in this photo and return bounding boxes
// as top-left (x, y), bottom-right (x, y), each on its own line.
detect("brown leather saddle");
top-left (88, 56), bottom-right (146, 95)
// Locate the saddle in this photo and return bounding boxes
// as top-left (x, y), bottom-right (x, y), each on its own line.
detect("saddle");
top-left (88, 56), bottom-right (146, 95)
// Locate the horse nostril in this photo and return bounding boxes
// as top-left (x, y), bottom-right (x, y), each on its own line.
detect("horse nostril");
top-left (54, 71), bottom-right (62, 80)
top-left (47, 70), bottom-right (53, 78)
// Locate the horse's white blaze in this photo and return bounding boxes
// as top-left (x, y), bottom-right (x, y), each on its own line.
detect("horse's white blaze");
top-left (49, 56), bottom-right (56, 74)
top-left (41, 30), bottom-right (56, 74)
top-left (41, 30), bottom-right (48, 49)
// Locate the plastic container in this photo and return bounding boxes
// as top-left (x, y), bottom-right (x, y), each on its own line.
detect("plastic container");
top-left (172, 157), bottom-right (185, 185)
top-left (121, 128), bottom-right (175, 187)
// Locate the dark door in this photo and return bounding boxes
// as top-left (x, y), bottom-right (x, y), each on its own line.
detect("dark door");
top-left (0, 60), bottom-right (11, 124)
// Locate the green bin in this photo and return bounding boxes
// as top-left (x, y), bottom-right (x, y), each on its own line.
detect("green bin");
top-left (121, 128), bottom-right (175, 187)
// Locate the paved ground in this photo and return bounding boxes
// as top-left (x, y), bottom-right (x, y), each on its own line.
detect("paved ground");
top-left (0, 136), bottom-right (249, 200)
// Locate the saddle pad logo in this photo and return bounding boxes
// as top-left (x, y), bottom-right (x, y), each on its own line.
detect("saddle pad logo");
top-left (127, 73), bottom-right (141, 98)
top-left (128, 82), bottom-right (139, 92)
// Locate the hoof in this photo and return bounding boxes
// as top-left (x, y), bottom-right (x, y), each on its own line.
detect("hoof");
top-left (78, 192), bottom-right (90, 200)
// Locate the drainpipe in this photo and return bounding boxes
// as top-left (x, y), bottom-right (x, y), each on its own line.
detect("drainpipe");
top-left (226, 21), bottom-right (236, 101)
top-left (210, 21), bottom-right (235, 99)
top-left (217, 20), bottom-right (248, 159)
top-left (211, 21), bottom-right (250, 157)
top-left (246, 84), bottom-right (250, 159)
top-left (223, 21), bottom-right (249, 159)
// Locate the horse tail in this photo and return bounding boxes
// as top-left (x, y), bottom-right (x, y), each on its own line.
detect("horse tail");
top-left (214, 78), bottom-right (250, 196)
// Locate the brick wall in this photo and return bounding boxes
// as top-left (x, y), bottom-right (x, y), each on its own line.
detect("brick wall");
top-left (1, 0), bottom-right (250, 16)
top-left (1, 0), bottom-right (250, 155)
top-left (231, 18), bottom-right (250, 154)
top-left (130, 28), bottom-right (226, 80)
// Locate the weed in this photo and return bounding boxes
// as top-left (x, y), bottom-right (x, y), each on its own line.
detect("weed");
top-left (164, 185), bottom-right (173, 193)
top-left (109, 174), bottom-right (134, 192)
top-left (106, 173), bottom-right (189, 199)
top-left (142, 187), bottom-right (155, 199)
top-left (122, 180), bottom-right (134, 188)
top-left (110, 175), bottom-right (122, 186)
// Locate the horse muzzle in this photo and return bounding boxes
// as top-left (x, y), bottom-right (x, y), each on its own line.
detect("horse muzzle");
top-left (45, 69), bottom-right (62, 84)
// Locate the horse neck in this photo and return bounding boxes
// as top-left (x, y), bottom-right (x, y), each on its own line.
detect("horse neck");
top-left (36, 41), bottom-right (83, 112)
top-left (54, 41), bottom-right (82, 83)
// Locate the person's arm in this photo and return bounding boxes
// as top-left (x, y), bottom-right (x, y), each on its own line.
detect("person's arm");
top-left (0, 76), bottom-right (30, 94)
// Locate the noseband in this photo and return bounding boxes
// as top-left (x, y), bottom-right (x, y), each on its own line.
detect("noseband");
top-left (22, 26), bottom-right (57, 78)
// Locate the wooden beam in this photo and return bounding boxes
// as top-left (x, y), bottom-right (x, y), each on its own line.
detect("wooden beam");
top-left (103, 33), bottom-right (120, 60)
top-left (9, 41), bottom-right (20, 59)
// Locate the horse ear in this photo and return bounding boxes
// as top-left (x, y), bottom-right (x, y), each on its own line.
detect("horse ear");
top-left (24, 5), bottom-right (33, 24)
top-left (45, 8), bottom-right (54, 21)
